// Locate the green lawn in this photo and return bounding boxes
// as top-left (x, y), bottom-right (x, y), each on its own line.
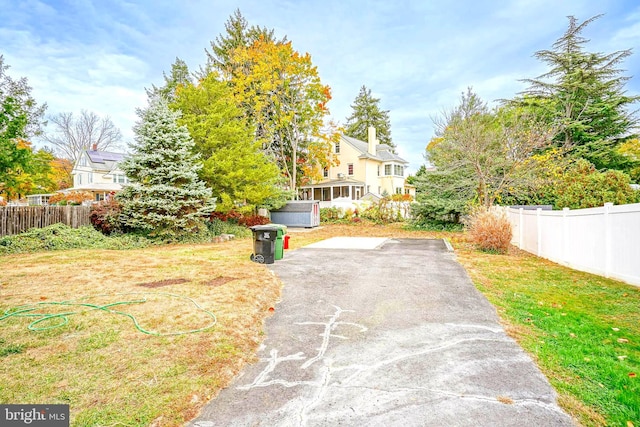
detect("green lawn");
top-left (455, 241), bottom-right (639, 427)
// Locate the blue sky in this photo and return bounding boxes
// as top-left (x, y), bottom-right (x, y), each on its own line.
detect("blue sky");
top-left (1, 0), bottom-right (639, 173)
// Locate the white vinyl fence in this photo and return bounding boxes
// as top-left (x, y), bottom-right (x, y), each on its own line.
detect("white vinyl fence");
top-left (506, 203), bottom-right (640, 287)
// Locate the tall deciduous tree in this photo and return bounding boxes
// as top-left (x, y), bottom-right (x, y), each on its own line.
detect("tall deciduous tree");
top-left (117, 96), bottom-right (215, 239)
top-left (518, 15), bottom-right (639, 170)
top-left (345, 85), bottom-right (394, 150)
top-left (426, 88), bottom-right (555, 208)
top-left (42, 110), bottom-right (123, 163)
top-left (172, 72), bottom-right (287, 212)
top-left (0, 55), bottom-right (46, 198)
top-left (225, 39), bottom-right (333, 196)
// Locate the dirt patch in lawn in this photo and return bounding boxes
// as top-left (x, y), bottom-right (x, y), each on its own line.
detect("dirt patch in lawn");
top-left (138, 278), bottom-right (191, 288)
top-left (203, 276), bottom-right (237, 287)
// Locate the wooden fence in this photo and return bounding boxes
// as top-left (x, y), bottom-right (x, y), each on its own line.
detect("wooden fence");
top-left (0, 206), bottom-right (92, 237)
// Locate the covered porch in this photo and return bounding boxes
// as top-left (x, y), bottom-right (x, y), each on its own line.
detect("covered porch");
top-left (299, 178), bottom-right (366, 207)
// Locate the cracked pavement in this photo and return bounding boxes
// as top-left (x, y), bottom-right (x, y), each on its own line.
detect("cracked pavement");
top-left (188, 238), bottom-right (575, 427)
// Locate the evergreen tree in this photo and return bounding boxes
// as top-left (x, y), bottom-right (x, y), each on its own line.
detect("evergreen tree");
top-left (172, 73), bottom-right (287, 212)
top-left (147, 57), bottom-right (192, 102)
top-left (117, 96), bottom-right (214, 239)
top-left (519, 15), bottom-right (639, 171)
top-left (345, 85), bottom-right (394, 151)
top-left (205, 8), bottom-right (285, 74)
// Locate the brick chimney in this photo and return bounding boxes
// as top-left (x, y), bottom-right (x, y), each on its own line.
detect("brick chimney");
top-left (367, 127), bottom-right (376, 155)
top-left (91, 143), bottom-right (98, 151)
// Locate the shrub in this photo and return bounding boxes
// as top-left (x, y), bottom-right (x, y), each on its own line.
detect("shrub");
top-left (320, 207), bottom-right (343, 223)
top-left (206, 219), bottom-right (251, 238)
top-left (90, 199), bottom-right (123, 235)
top-left (0, 224), bottom-right (149, 254)
top-left (48, 191), bottom-right (93, 206)
top-left (359, 199), bottom-right (400, 224)
top-left (467, 207), bottom-right (512, 253)
top-left (239, 215), bottom-right (270, 227)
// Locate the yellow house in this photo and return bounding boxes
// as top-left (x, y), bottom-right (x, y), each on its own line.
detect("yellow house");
top-left (300, 127), bottom-right (415, 205)
top-left (64, 145), bottom-right (128, 202)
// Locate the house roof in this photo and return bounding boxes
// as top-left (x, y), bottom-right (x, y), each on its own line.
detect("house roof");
top-left (78, 149), bottom-right (125, 172)
top-left (300, 177), bottom-right (366, 189)
top-left (341, 135), bottom-right (408, 164)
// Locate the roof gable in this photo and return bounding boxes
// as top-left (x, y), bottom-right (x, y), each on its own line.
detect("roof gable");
top-left (340, 134), bottom-right (408, 164)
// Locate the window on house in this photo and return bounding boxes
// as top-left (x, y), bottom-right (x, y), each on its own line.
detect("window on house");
top-left (394, 165), bottom-right (404, 176)
top-left (384, 164), bottom-right (392, 175)
top-left (78, 174), bottom-right (82, 185)
top-left (348, 163), bottom-right (354, 175)
top-left (396, 187), bottom-right (402, 195)
top-left (405, 188), bottom-right (410, 195)
top-left (113, 174), bottom-right (127, 184)
top-left (323, 167), bottom-right (328, 178)
top-left (335, 141), bottom-right (340, 154)
top-left (88, 172), bottom-right (93, 184)
top-left (377, 166), bottom-right (380, 176)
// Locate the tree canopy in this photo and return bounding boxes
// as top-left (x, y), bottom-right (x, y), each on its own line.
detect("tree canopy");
top-left (517, 15), bottom-right (639, 171)
top-left (172, 72), bottom-right (287, 212)
top-left (0, 55), bottom-right (47, 199)
top-left (345, 85), bottom-right (394, 150)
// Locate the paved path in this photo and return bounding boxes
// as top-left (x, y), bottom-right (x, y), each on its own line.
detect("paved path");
top-left (189, 238), bottom-right (574, 427)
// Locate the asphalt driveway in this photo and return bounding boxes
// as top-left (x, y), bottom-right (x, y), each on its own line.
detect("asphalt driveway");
top-left (189, 238), bottom-right (574, 426)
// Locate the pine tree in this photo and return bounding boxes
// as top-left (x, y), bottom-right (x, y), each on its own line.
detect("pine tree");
top-left (519, 15), bottom-right (639, 170)
top-left (147, 57), bottom-right (192, 102)
top-left (345, 85), bottom-right (394, 151)
top-left (117, 96), bottom-right (215, 239)
top-left (205, 8), bottom-right (284, 74)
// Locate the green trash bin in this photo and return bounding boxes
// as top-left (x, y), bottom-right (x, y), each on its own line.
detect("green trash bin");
top-left (272, 224), bottom-right (287, 260)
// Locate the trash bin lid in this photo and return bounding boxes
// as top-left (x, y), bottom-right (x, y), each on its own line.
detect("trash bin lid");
top-left (269, 223), bottom-right (287, 236)
top-left (249, 225), bottom-right (279, 231)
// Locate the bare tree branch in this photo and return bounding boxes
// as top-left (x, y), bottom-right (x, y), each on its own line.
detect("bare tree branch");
top-left (41, 110), bottom-right (123, 163)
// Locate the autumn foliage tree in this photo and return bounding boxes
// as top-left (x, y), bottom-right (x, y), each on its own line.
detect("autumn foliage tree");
top-left (222, 38), bottom-right (335, 196)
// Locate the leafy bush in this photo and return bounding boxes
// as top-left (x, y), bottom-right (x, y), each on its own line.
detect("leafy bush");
top-left (320, 207), bottom-right (343, 223)
top-left (0, 224), bottom-right (150, 255)
top-left (239, 215), bottom-right (270, 227)
top-left (206, 219), bottom-right (251, 238)
top-left (90, 199), bottom-right (123, 235)
top-left (359, 199), bottom-right (403, 224)
top-left (48, 191), bottom-right (93, 206)
top-left (553, 160), bottom-right (640, 209)
top-left (467, 207), bottom-right (512, 253)
top-left (405, 221), bottom-right (464, 232)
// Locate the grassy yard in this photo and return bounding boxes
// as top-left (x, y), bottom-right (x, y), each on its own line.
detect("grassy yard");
top-left (0, 223), bottom-right (637, 426)
top-left (453, 238), bottom-right (639, 427)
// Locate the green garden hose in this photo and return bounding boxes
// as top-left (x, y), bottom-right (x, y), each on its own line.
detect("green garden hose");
top-left (0, 292), bottom-right (217, 336)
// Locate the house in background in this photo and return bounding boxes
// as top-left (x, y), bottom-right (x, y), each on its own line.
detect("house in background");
top-left (299, 127), bottom-right (415, 207)
top-left (63, 144), bottom-right (128, 202)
